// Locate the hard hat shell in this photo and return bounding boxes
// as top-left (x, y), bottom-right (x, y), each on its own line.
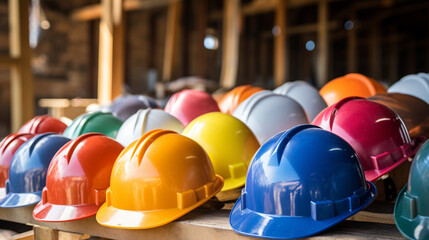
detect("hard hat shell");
top-left (368, 93), bottom-right (429, 138)
top-left (218, 85), bottom-right (264, 114)
top-left (115, 109), bottom-right (184, 147)
top-left (182, 112), bottom-right (260, 191)
top-left (0, 133), bottom-right (34, 200)
top-left (233, 91), bottom-right (309, 144)
top-left (313, 97), bottom-right (422, 182)
top-left (0, 133), bottom-right (70, 208)
top-left (33, 133), bottom-right (124, 222)
top-left (96, 129), bottom-right (223, 229)
top-left (388, 74), bottom-right (429, 104)
top-left (63, 112), bottom-right (122, 139)
top-left (274, 81), bottom-right (327, 121)
top-left (395, 139), bottom-right (429, 240)
top-left (110, 95), bottom-right (160, 121)
top-left (18, 115), bottom-right (67, 134)
top-left (229, 125), bottom-right (376, 239)
top-left (164, 89), bottom-right (220, 126)
top-left (320, 73), bottom-right (387, 106)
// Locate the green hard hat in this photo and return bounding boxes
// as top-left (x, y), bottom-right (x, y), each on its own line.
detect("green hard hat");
top-left (394, 139), bottom-right (429, 240)
top-left (63, 112), bottom-right (123, 139)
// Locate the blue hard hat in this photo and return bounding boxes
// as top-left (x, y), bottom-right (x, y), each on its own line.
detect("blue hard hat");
top-left (229, 125), bottom-right (376, 239)
top-left (0, 133), bottom-right (70, 208)
top-left (110, 95), bottom-right (160, 121)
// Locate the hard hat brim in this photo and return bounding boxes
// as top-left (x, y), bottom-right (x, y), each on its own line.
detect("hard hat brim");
top-left (32, 201), bottom-right (100, 222)
top-left (394, 184), bottom-right (429, 239)
top-left (96, 176), bottom-right (223, 229)
top-left (0, 191), bottom-right (41, 208)
top-left (229, 181), bottom-right (376, 239)
top-left (222, 176), bottom-right (245, 192)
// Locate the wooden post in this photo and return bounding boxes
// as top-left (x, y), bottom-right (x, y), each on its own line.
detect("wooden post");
top-left (347, 14), bottom-right (357, 73)
top-left (98, 0), bottom-right (124, 105)
top-left (316, 0), bottom-right (328, 87)
top-left (220, 0), bottom-right (240, 89)
top-left (162, 0), bottom-right (181, 82)
top-left (369, 21), bottom-right (381, 80)
top-left (274, 0), bottom-right (287, 87)
top-left (9, 0), bottom-right (34, 132)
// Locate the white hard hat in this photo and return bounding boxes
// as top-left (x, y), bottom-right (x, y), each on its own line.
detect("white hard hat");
top-left (115, 108), bottom-right (184, 147)
top-left (388, 74), bottom-right (429, 104)
top-left (274, 81), bottom-right (327, 121)
top-left (233, 91), bottom-right (309, 144)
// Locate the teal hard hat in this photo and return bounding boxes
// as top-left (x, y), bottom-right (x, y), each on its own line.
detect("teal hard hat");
top-left (63, 112), bottom-right (122, 139)
top-left (395, 139), bottom-right (429, 240)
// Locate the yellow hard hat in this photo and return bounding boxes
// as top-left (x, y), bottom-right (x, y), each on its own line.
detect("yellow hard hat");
top-left (182, 112), bottom-right (260, 191)
top-left (96, 129), bottom-right (223, 229)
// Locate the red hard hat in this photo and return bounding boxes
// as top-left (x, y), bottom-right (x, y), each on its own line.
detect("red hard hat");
top-left (18, 115), bottom-right (67, 134)
top-left (313, 97), bottom-right (423, 182)
top-left (32, 133), bottom-right (124, 222)
top-left (164, 89), bottom-right (220, 126)
top-left (0, 133), bottom-right (34, 190)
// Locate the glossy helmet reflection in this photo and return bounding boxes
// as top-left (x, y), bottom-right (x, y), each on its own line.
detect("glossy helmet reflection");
top-left (63, 112), bottom-right (123, 139)
top-left (218, 85), bottom-right (264, 114)
top-left (320, 73), bottom-right (386, 106)
top-left (313, 97), bottom-right (423, 182)
top-left (96, 129), bottom-right (223, 229)
top-left (274, 81), bottom-right (327, 121)
top-left (0, 133), bottom-right (70, 208)
top-left (164, 89), bottom-right (220, 126)
top-left (33, 133), bottom-right (124, 222)
top-left (115, 109), bottom-right (184, 147)
top-left (183, 112), bottom-right (260, 191)
top-left (388, 74), bottom-right (429, 104)
top-left (18, 115), bottom-right (67, 134)
top-left (109, 95), bottom-right (160, 121)
top-left (233, 91), bottom-right (309, 144)
top-left (229, 125), bottom-right (376, 239)
top-left (395, 139), bottom-right (429, 239)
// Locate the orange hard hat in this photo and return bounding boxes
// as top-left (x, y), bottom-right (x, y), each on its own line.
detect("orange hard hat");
top-left (218, 85), bottom-right (264, 114)
top-left (18, 115), bottom-right (67, 134)
top-left (96, 129), bottom-right (223, 229)
top-left (320, 73), bottom-right (387, 106)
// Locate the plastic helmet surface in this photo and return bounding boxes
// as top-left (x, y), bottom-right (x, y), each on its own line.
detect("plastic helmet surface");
top-left (33, 133), bottom-right (124, 222)
top-left (229, 125), bottom-right (376, 239)
top-left (18, 115), bottom-right (67, 134)
top-left (182, 112), bottom-right (260, 191)
top-left (110, 95), bottom-right (160, 121)
top-left (218, 85), bottom-right (264, 114)
top-left (96, 129), bottom-right (223, 229)
top-left (164, 89), bottom-right (220, 126)
top-left (274, 81), bottom-right (327, 121)
top-left (0, 133), bottom-right (70, 208)
top-left (115, 109), bottom-right (184, 147)
top-left (395, 139), bottom-right (429, 240)
top-left (388, 74), bottom-right (429, 104)
top-left (233, 91), bottom-right (309, 144)
top-left (313, 97), bottom-right (422, 182)
top-left (63, 112), bottom-right (122, 139)
top-left (368, 93), bottom-right (429, 138)
top-left (320, 73), bottom-right (387, 106)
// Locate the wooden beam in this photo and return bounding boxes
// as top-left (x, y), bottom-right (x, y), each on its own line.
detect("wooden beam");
top-left (71, 0), bottom-right (175, 22)
top-left (240, 0), bottom-right (344, 16)
top-left (220, 0), bottom-right (240, 89)
top-left (274, 0), bottom-right (287, 86)
top-left (0, 55), bottom-right (19, 68)
top-left (316, 0), bottom-right (328, 87)
top-left (9, 0), bottom-right (34, 132)
top-left (347, 14), bottom-right (357, 73)
top-left (162, 0), bottom-right (181, 82)
top-left (369, 22), bottom-right (381, 80)
top-left (97, 0), bottom-right (125, 104)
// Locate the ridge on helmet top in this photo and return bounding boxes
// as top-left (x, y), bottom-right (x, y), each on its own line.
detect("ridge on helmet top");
top-left (109, 94), bottom-right (161, 121)
top-left (63, 111), bottom-right (122, 139)
top-left (96, 129), bottom-right (223, 229)
top-left (18, 115), bottom-right (67, 134)
top-left (229, 124), bottom-right (376, 239)
top-left (388, 74), bottom-right (429, 104)
top-left (218, 85), bottom-right (264, 114)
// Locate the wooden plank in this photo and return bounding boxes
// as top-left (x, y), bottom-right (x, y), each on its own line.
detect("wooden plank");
top-left (9, 0), bottom-right (34, 132)
top-left (12, 230), bottom-right (34, 240)
top-left (33, 226), bottom-right (57, 240)
top-left (162, 0), bottom-right (181, 82)
top-left (316, 0), bottom-right (329, 87)
top-left (274, 0), bottom-right (287, 87)
top-left (97, 0), bottom-right (125, 105)
top-left (220, 0), bottom-right (240, 89)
